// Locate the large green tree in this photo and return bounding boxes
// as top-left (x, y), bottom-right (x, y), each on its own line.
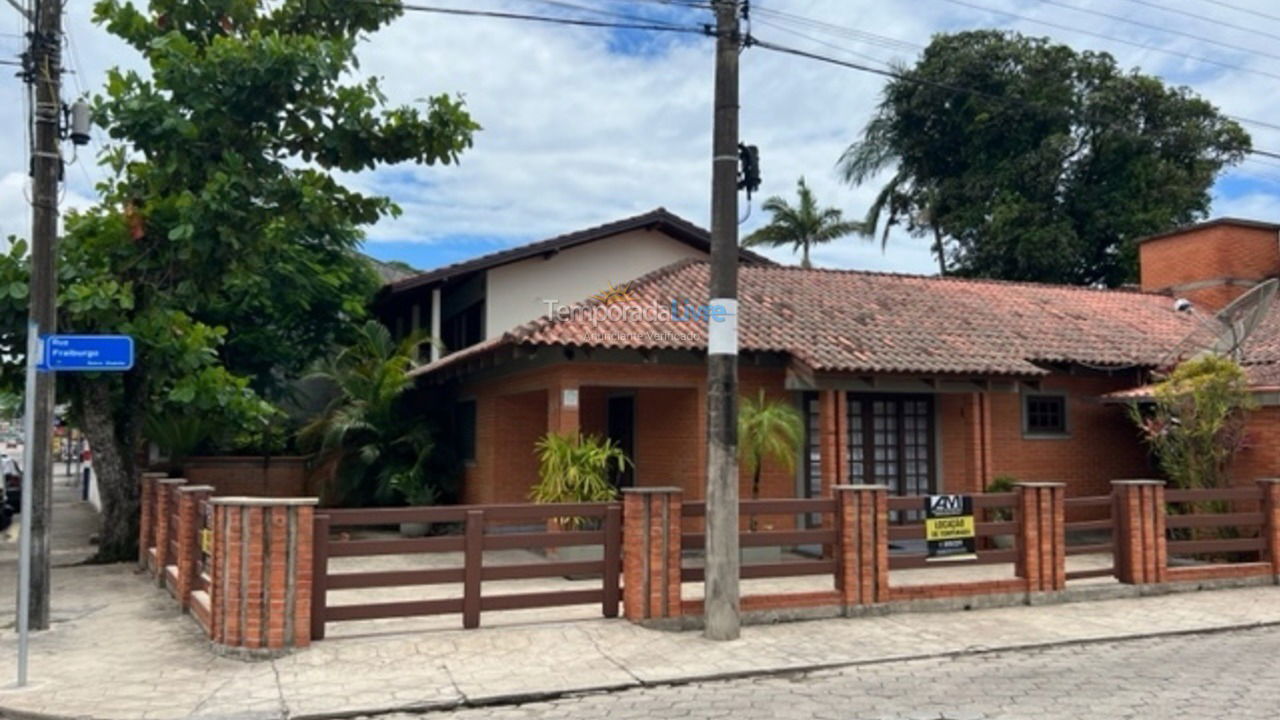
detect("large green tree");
top-left (0, 0), bottom-right (478, 560)
top-left (840, 30), bottom-right (1250, 285)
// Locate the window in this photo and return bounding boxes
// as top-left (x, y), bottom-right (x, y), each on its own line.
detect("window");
top-left (455, 400), bottom-right (477, 462)
top-left (442, 300), bottom-right (484, 353)
top-left (1023, 394), bottom-right (1067, 436)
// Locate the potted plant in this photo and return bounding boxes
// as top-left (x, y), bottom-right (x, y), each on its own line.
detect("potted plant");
top-left (530, 432), bottom-right (628, 562)
top-left (986, 475), bottom-right (1017, 549)
top-left (738, 389), bottom-right (803, 562)
top-left (390, 471), bottom-right (440, 537)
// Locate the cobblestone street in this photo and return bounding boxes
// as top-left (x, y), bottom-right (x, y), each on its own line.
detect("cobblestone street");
top-left (376, 626), bottom-right (1278, 720)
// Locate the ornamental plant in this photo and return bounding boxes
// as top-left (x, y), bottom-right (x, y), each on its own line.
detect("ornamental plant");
top-left (530, 432), bottom-right (629, 529)
top-left (1129, 354), bottom-right (1256, 490)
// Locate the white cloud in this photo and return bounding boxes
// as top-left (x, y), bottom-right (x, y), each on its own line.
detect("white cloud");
top-left (5, 0), bottom-right (1279, 275)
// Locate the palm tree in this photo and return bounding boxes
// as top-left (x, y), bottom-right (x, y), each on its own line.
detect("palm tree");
top-left (299, 321), bottom-right (437, 506)
top-left (742, 177), bottom-right (869, 268)
top-left (738, 390), bottom-right (803, 530)
top-left (839, 116), bottom-right (948, 275)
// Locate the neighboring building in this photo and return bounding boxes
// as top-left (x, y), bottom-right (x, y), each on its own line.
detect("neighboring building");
top-left (374, 208), bottom-right (771, 360)
top-left (395, 212), bottom-right (1280, 508)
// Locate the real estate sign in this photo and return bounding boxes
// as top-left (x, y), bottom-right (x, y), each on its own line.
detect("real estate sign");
top-left (924, 494), bottom-right (976, 560)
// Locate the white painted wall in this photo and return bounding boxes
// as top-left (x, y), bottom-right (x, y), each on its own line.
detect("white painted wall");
top-left (483, 229), bottom-right (708, 338)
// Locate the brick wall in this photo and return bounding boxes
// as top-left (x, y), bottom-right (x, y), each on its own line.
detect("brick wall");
top-left (179, 456), bottom-right (319, 498)
top-left (1139, 221), bottom-right (1279, 311)
top-left (1231, 406), bottom-right (1280, 483)
top-left (457, 361), bottom-right (1157, 511)
top-left (938, 374), bottom-right (1153, 499)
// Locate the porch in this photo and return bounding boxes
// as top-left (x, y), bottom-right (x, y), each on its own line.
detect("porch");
top-left (454, 360), bottom-right (1151, 508)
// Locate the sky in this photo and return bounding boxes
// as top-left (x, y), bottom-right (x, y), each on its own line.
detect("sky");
top-left (3, 0), bottom-right (1280, 276)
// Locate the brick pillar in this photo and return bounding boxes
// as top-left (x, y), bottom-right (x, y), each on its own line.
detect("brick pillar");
top-left (1016, 482), bottom-right (1066, 592)
top-left (835, 484), bottom-right (889, 607)
top-left (152, 478), bottom-right (187, 583)
top-left (547, 379), bottom-right (581, 436)
top-left (138, 471), bottom-right (166, 569)
top-left (209, 497), bottom-right (317, 654)
top-left (1259, 479), bottom-right (1280, 576)
top-left (1112, 480), bottom-right (1167, 584)
top-left (173, 485), bottom-right (214, 610)
top-left (818, 390), bottom-right (839, 495)
top-left (621, 487), bottom-right (682, 622)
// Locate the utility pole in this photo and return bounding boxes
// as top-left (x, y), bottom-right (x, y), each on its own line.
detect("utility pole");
top-left (703, 0), bottom-right (741, 642)
top-left (24, 0), bottom-right (62, 634)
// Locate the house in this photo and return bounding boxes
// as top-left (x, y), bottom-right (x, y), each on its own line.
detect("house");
top-left (389, 210), bottom-right (1280, 508)
top-left (374, 208), bottom-right (772, 360)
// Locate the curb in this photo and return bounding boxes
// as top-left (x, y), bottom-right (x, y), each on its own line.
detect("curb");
top-left (6, 619), bottom-right (1275, 720)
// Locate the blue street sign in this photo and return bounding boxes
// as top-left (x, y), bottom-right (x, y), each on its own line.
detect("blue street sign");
top-left (42, 334), bottom-right (134, 371)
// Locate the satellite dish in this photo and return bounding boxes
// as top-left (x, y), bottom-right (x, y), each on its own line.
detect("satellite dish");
top-left (1157, 278), bottom-right (1279, 369)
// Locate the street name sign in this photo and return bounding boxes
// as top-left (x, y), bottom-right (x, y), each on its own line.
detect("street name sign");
top-left (42, 334), bottom-right (134, 371)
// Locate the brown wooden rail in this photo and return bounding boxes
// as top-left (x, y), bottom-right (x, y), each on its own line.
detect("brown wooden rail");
top-left (311, 502), bottom-right (622, 637)
top-left (1063, 494), bottom-right (1115, 581)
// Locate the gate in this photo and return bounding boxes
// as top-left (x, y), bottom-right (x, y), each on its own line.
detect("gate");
top-left (311, 502), bottom-right (622, 637)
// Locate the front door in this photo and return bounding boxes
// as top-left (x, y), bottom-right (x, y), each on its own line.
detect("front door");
top-left (606, 395), bottom-right (635, 488)
top-left (847, 394), bottom-right (936, 502)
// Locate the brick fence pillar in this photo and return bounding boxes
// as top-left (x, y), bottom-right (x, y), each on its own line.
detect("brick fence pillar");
top-left (152, 478), bottom-right (187, 584)
top-left (209, 497), bottom-right (317, 654)
top-left (835, 484), bottom-right (889, 607)
top-left (1016, 482), bottom-right (1066, 592)
top-left (138, 471), bottom-right (167, 569)
top-left (173, 485), bottom-right (214, 610)
top-left (621, 487), bottom-right (682, 622)
top-left (1259, 479), bottom-right (1280, 576)
top-left (1112, 479), bottom-right (1167, 584)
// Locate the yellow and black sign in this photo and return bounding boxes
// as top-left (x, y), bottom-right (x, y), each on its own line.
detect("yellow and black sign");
top-left (199, 528), bottom-right (213, 555)
top-left (924, 494), bottom-right (975, 560)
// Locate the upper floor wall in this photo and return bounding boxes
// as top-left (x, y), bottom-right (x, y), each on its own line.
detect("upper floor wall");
top-left (483, 228), bottom-right (709, 338)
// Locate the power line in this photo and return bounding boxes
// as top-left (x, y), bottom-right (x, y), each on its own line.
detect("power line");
top-left (524, 0), bottom-right (701, 26)
top-left (1192, 0), bottom-right (1280, 25)
top-left (1029, 0), bottom-right (1280, 63)
top-left (938, 0), bottom-right (1280, 83)
top-left (751, 5), bottom-right (922, 54)
top-left (750, 35), bottom-right (1280, 163)
top-left (364, 1), bottom-right (707, 34)
top-left (1107, 0), bottom-right (1280, 44)
top-left (753, 18), bottom-right (902, 68)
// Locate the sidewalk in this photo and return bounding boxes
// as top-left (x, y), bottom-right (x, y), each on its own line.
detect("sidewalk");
top-left (0, 558), bottom-right (1278, 720)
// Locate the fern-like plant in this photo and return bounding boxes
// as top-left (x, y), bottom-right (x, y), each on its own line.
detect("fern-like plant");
top-left (530, 432), bottom-right (629, 529)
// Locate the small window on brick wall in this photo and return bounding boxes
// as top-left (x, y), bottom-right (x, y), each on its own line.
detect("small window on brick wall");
top-left (1023, 394), bottom-right (1067, 436)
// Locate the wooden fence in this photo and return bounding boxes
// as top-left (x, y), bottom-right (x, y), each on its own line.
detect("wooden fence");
top-left (311, 502), bottom-right (623, 637)
top-left (135, 476), bottom-right (1280, 648)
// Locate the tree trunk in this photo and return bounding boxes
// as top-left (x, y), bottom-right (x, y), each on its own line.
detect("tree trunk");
top-left (749, 453), bottom-right (761, 532)
top-left (80, 381), bottom-right (138, 563)
top-left (933, 227), bottom-right (947, 276)
top-left (801, 242), bottom-right (812, 269)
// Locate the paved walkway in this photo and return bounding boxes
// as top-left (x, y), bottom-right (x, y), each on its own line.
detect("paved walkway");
top-left (0, 559), bottom-right (1277, 719)
top-left (365, 626), bottom-right (1280, 720)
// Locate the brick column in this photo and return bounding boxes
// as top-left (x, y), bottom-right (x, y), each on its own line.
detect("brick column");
top-left (173, 485), bottom-right (214, 609)
top-left (818, 390), bottom-right (839, 494)
top-left (621, 487), bottom-right (682, 622)
top-left (208, 497), bottom-right (317, 654)
top-left (152, 478), bottom-right (187, 584)
top-left (1016, 482), bottom-right (1066, 592)
top-left (1259, 479), bottom-right (1280, 576)
top-left (835, 484), bottom-right (889, 607)
top-left (547, 379), bottom-right (581, 436)
top-left (138, 471), bottom-right (167, 569)
top-left (1112, 480), bottom-right (1168, 584)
